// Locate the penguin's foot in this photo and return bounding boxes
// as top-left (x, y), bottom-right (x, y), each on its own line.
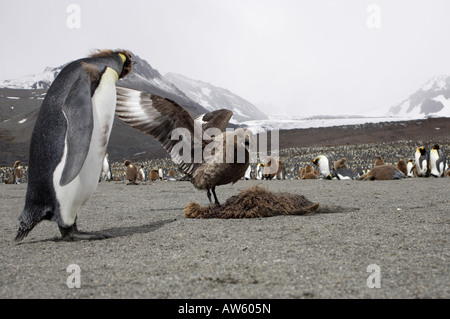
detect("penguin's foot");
top-left (59, 225), bottom-right (110, 242)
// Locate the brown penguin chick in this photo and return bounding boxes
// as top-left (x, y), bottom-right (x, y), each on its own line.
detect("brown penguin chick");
top-left (299, 167), bottom-right (306, 179)
top-left (334, 158), bottom-right (348, 171)
top-left (263, 156), bottom-right (282, 180)
top-left (374, 155), bottom-right (385, 167)
top-left (305, 164), bottom-right (314, 174)
top-left (115, 87), bottom-right (251, 205)
top-left (184, 186), bottom-right (319, 219)
top-left (303, 171), bottom-right (318, 179)
top-left (360, 165), bottom-right (406, 181)
top-left (12, 160), bottom-right (22, 184)
top-left (301, 164), bottom-right (318, 179)
top-left (397, 160), bottom-right (408, 176)
top-left (276, 161), bottom-right (285, 179)
top-left (148, 169), bottom-right (159, 181)
top-left (168, 169), bottom-right (176, 178)
top-left (124, 160), bottom-right (139, 185)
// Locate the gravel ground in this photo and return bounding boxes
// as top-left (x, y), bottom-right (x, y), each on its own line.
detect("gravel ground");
top-left (0, 178), bottom-right (449, 299)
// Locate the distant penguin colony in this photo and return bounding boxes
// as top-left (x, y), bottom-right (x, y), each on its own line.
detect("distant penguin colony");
top-left (104, 143), bottom-right (445, 183)
top-left (15, 49), bottom-right (133, 242)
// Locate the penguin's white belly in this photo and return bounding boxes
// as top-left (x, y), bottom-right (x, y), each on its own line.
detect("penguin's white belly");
top-left (102, 158), bottom-right (110, 178)
top-left (415, 153), bottom-right (426, 175)
top-left (419, 160), bottom-right (427, 175)
top-left (54, 67), bottom-right (118, 226)
top-left (407, 163), bottom-right (414, 177)
top-left (430, 152), bottom-right (442, 176)
top-left (244, 166), bottom-right (251, 179)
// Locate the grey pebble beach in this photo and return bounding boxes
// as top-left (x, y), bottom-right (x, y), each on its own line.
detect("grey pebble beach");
top-left (0, 178), bottom-right (449, 299)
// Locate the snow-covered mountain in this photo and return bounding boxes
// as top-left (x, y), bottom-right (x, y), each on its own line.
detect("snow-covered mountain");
top-left (388, 75), bottom-right (450, 118)
top-left (165, 73), bottom-right (268, 123)
top-left (116, 53), bottom-right (207, 116)
top-left (0, 51), bottom-right (209, 116)
top-left (0, 52), bottom-right (271, 120)
top-left (0, 66), bottom-right (62, 90)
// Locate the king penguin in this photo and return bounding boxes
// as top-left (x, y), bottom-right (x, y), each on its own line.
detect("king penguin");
top-left (15, 50), bottom-right (132, 242)
top-left (312, 155), bottom-right (332, 179)
top-left (101, 153), bottom-right (112, 182)
top-left (244, 165), bottom-right (252, 180)
top-left (333, 168), bottom-right (360, 180)
top-left (429, 144), bottom-right (446, 178)
top-left (415, 147), bottom-right (429, 177)
top-left (256, 163), bottom-right (264, 180)
top-left (406, 159), bottom-right (415, 178)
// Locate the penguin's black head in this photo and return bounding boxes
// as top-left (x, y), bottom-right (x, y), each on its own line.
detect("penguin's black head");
top-left (433, 144), bottom-right (440, 150)
top-left (419, 147), bottom-right (427, 155)
top-left (89, 49), bottom-right (133, 78)
top-left (312, 158), bottom-right (319, 166)
top-left (115, 50), bottom-right (133, 78)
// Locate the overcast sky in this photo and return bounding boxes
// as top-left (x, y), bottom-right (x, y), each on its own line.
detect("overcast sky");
top-left (1, 0), bottom-right (450, 117)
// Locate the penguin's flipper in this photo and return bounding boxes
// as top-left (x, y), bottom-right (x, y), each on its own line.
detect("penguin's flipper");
top-left (59, 69), bottom-right (95, 186)
top-left (436, 155), bottom-right (446, 176)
